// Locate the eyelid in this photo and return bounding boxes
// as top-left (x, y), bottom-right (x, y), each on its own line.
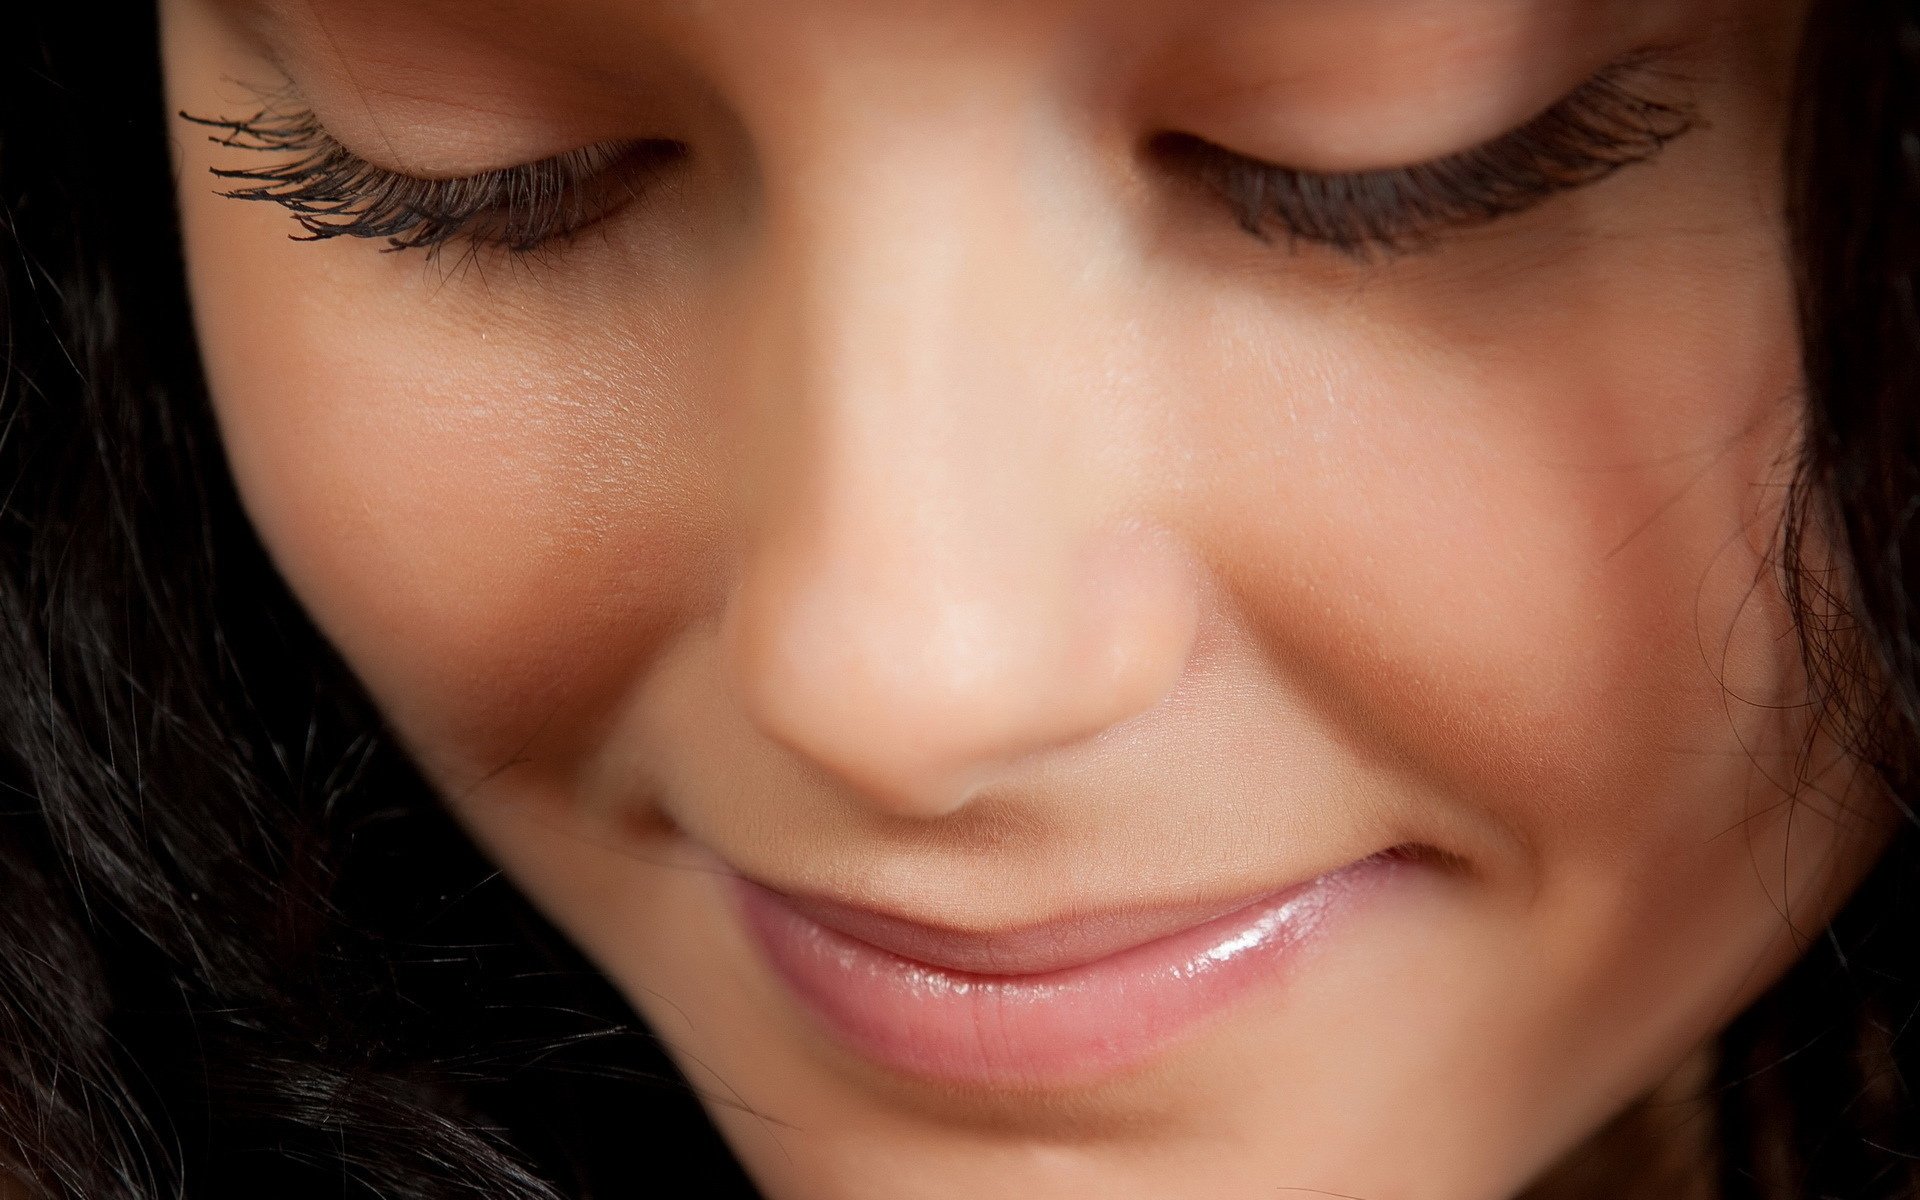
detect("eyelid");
top-left (191, 79), bottom-right (631, 184)
top-left (294, 111), bottom-right (613, 185)
top-left (1157, 50), bottom-right (1699, 259)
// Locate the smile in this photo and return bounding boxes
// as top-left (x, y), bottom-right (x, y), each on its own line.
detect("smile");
top-left (729, 853), bottom-right (1401, 1088)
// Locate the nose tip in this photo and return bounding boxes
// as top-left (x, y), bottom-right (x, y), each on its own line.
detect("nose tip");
top-left (726, 520), bottom-right (1200, 819)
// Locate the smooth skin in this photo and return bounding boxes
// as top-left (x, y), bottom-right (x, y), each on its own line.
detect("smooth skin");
top-left (162, 0), bottom-right (1889, 1196)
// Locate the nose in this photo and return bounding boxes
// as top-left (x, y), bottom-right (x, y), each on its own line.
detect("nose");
top-left (722, 119), bottom-right (1200, 820)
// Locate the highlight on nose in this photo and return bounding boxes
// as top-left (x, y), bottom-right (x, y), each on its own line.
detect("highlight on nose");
top-left (724, 518), bottom-right (1201, 820)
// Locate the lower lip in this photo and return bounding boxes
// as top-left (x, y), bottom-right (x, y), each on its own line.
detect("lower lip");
top-left (730, 857), bottom-right (1394, 1088)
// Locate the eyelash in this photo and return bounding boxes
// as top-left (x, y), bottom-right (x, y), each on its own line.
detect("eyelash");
top-left (183, 103), bottom-right (688, 256)
top-left (185, 59), bottom-right (1693, 263)
top-left (1153, 58), bottom-right (1696, 259)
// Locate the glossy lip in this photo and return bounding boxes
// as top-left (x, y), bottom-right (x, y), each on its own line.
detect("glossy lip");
top-left (729, 854), bottom-right (1398, 1087)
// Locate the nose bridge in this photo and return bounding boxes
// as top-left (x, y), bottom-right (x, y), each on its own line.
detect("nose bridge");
top-left (723, 81), bottom-right (1198, 818)
top-left (770, 112), bottom-right (1081, 574)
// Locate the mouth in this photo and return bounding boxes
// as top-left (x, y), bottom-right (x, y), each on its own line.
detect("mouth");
top-left (727, 851), bottom-right (1405, 1088)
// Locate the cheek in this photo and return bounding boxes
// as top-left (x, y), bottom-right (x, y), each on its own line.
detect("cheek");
top-left (180, 223), bottom-right (725, 784)
top-left (1182, 229), bottom-right (1810, 875)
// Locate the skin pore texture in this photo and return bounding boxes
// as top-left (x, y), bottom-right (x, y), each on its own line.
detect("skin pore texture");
top-left (160, 0), bottom-right (1893, 1196)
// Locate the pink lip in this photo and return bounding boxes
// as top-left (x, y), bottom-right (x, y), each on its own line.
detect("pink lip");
top-left (729, 855), bottom-right (1396, 1087)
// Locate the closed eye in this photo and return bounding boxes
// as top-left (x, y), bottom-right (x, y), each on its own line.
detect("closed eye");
top-left (1150, 53), bottom-right (1698, 261)
top-left (183, 98), bottom-right (688, 257)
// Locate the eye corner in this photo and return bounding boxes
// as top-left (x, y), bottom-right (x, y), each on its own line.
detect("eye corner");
top-left (1556, 53), bottom-right (1702, 155)
top-left (1141, 130), bottom-right (1276, 236)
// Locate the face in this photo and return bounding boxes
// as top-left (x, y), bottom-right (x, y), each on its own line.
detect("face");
top-left (160, 1), bottom-right (1890, 1196)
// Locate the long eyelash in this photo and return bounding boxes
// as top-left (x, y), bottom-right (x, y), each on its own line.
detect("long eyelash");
top-left (181, 104), bottom-right (686, 255)
top-left (1153, 57), bottom-right (1698, 260)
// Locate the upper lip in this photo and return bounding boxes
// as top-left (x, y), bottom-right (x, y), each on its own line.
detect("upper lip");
top-left (736, 875), bottom-right (1334, 977)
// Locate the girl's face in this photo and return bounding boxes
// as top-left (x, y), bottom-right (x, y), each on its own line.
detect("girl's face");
top-left (162, 0), bottom-right (1888, 1195)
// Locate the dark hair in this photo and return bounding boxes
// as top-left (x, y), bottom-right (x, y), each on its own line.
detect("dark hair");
top-left (1705, 3), bottom-right (1920, 1197)
top-left (0, 5), bottom-right (754, 1197)
top-left (0, 2), bottom-right (1915, 1198)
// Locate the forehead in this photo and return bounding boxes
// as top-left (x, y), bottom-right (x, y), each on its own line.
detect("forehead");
top-left (225, 0), bottom-right (1650, 68)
